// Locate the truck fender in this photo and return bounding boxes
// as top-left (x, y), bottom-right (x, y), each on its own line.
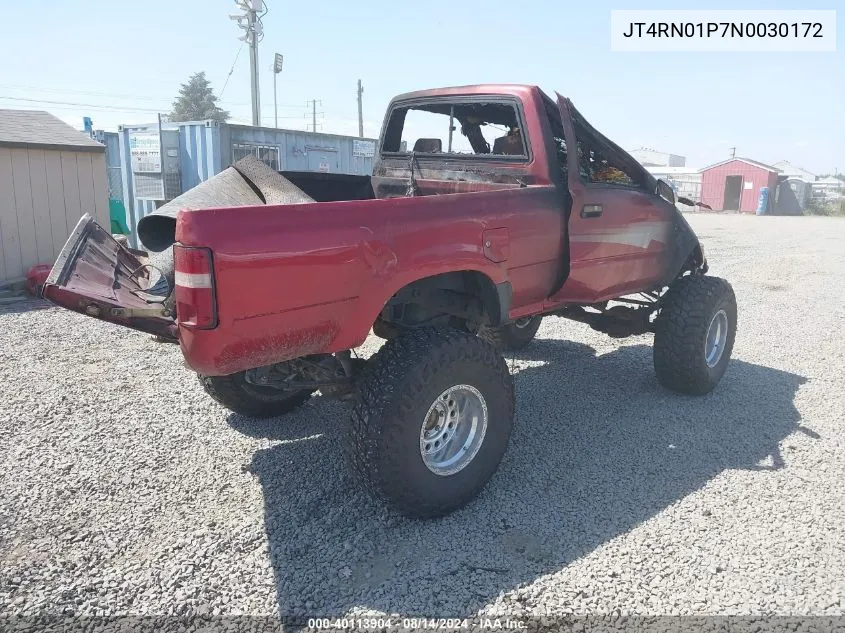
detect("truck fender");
top-left (360, 269), bottom-right (511, 336)
top-left (659, 210), bottom-right (707, 286)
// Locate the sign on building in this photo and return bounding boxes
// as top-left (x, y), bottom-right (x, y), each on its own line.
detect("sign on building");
top-left (129, 130), bottom-right (180, 201)
top-left (129, 132), bottom-right (162, 173)
top-left (353, 139), bottom-right (375, 158)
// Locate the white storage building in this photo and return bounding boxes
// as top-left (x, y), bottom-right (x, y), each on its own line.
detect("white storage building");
top-left (629, 147), bottom-right (686, 168)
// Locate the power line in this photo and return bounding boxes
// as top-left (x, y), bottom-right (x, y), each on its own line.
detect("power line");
top-left (0, 84), bottom-right (306, 110)
top-left (0, 84), bottom-right (173, 103)
top-left (0, 95), bottom-right (165, 113)
top-left (0, 82), bottom-right (358, 114)
top-left (1, 95), bottom-right (356, 128)
top-left (219, 43), bottom-right (244, 99)
top-left (0, 94), bottom-right (310, 117)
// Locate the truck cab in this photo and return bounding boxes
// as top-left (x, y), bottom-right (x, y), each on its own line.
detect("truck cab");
top-left (370, 84), bottom-right (703, 312)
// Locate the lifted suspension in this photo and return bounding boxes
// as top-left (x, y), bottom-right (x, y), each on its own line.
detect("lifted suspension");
top-left (243, 350), bottom-right (366, 400)
top-left (556, 292), bottom-right (664, 338)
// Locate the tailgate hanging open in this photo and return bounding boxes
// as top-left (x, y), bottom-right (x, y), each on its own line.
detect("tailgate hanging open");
top-left (41, 214), bottom-right (178, 340)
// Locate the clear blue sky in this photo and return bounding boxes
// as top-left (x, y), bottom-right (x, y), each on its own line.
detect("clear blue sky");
top-left (0, 0), bottom-right (841, 173)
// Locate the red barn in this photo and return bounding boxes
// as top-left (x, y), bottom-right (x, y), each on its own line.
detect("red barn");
top-left (699, 158), bottom-right (780, 213)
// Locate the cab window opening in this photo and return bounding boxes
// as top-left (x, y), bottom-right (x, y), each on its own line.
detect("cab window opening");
top-left (382, 101), bottom-right (528, 159)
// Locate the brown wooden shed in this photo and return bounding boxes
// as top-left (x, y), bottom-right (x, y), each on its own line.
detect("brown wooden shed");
top-left (0, 110), bottom-right (109, 285)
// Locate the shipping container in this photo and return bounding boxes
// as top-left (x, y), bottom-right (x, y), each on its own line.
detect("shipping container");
top-left (116, 119), bottom-right (377, 245)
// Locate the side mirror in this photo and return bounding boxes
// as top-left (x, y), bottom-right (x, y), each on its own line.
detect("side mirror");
top-left (656, 178), bottom-right (676, 205)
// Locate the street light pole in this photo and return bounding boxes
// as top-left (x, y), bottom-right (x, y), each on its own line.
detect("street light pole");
top-left (357, 79), bottom-right (364, 138)
top-left (273, 53), bottom-right (284, 128)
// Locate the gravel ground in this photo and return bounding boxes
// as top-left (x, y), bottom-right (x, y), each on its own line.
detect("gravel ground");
top-left (1, 214), bottom-right (844, 621)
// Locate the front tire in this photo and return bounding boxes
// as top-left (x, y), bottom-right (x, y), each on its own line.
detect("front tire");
top-left (653, 275), bottom-right (737, 395)
top-left (199, 372), bottom-right (314, 418)
top-left (478, 315), bottom-right (542, 351)
top-left (349, 328), bottom-right (514, 518)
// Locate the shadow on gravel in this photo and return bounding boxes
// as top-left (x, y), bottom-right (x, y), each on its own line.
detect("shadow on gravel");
top-left (234, 340), bottom-right (809, 616)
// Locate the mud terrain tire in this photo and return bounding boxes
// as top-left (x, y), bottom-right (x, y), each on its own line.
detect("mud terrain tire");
top-left (478, 315), bottom-right (543, 351)
top-left (349, 328), bottom-right (514, 518)
top-left (199, 372), bottom-right (314, 418)
top-left (653, 275), bottom-right (737, 395)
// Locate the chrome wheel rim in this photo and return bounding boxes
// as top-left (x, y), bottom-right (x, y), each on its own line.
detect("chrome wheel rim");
top-left (705, 309), bottom-right (729, 368)
top-left (419, 385), bottom-right (488, 476)
top-left (514, 316), bottom-right (534, 329)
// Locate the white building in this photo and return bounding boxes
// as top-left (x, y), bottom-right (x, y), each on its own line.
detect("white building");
top-left (813, 176), bottom-right (845, 199)
top-left (645, 165), bottom-right (702, 201)
top-left (629, 147), bottom-right (686, 167)
top-left (773, 160), bottom-right (816, 182)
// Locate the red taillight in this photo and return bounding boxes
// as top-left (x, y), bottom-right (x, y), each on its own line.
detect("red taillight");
top-left (173, 245), bottom-right (217, 329)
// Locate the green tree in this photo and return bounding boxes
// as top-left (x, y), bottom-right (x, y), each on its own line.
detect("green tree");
top-left (169, 72), bottom-right (229, 123)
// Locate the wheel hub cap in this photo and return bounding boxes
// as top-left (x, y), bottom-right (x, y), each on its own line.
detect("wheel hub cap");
top-left (420, 385), bottom-right (488, 476)
top-left (705, 309), bottom-right (729, 368)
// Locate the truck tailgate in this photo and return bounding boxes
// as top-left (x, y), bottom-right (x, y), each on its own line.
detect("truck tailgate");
top-left (41, 214), bottom-right (177, 340)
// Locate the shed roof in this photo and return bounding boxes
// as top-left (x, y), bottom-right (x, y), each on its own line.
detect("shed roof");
top-left (645, 166), bottom-right (701, 176)
top-left (0, 109), bottom-right (105, 152)
top-left (773, 160), bottom-right (816, 180)
top-left (699, 157), bottom-right (779, 173)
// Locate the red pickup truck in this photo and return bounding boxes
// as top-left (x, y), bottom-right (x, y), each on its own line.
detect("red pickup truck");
top-left (43, 84), bottom-right (736, 518)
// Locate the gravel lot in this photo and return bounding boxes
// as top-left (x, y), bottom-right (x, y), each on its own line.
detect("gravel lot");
top-left (1, 214), bottom-right (844, 621)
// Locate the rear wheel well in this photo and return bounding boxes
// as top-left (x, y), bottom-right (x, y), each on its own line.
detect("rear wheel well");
top-left (373, 271), bottom-right (505, 339)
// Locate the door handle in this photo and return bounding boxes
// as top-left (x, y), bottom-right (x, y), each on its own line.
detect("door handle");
top-left (581, 204), bottom-right (603, 218)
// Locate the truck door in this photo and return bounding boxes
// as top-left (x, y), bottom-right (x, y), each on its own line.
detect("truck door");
top-left (551, 94), bottom-right (675, 304)
top-left (373, 96), bottom-right (565, 309)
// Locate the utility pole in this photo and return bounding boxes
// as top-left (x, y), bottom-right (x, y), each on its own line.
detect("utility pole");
top-left (248, 5), bottom-right (260, 126)
top-left (357, 79), bottom-right (364, 138)
top-left (303, 100), bottom-right (322, 132)
top-left (231, 0), bottom-right (264, 126)
top-left (306, 99), bottom-right (322, 132)
top-left (730, 147), bottom-right (736, 158)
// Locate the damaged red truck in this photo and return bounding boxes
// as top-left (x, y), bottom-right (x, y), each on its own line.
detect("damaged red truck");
top-left (43, 85), bottom-right (737, 518)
